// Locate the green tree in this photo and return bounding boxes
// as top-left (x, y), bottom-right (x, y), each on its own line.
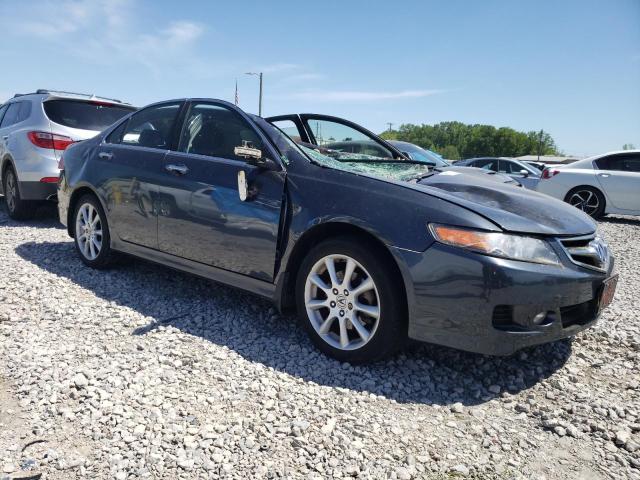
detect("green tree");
top-left (381, 122), bottom-right (558, 159)
top-left (623, 143), bottom-right (636, 150)
top-left (439, 145), bottom-right (461, 160)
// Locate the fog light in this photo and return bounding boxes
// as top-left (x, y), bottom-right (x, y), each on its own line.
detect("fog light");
top-left (532, 312), bottom-right (547, 325)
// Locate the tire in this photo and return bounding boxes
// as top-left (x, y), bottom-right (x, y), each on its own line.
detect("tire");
top-left (564, 186), bottom-right (605, 219)
top-left (295, 236), bottom-right (406, 364)
top-left (2, 166), bottom-right (35, 220)
top-left (72, 194), bottom-right (113, 268)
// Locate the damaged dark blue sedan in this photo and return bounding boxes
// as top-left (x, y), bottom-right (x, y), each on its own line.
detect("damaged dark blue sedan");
top-left (57, 100), bottom-right (617, 363)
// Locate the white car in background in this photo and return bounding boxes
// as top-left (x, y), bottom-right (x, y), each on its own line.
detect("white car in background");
top-left (536, 150), bottom-right (640, 218)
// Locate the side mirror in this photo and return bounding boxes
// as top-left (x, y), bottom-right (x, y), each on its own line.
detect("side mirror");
top-left (401, 151), bottom-right (414, 160)
top-left (234, 143), bottom-right (277, 170)
top-left (519, 169), bottom-right (530, 177)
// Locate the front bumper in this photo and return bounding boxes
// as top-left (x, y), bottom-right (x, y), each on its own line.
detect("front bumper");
top-left (395, 242), bottom-right (614, 356)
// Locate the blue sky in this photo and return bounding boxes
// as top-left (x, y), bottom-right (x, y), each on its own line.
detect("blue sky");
top-left (0, 0), bottom-right (638, 156)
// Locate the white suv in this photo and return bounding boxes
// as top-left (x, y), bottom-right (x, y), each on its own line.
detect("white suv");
top-left (0, 89), bottom-right (136, 219)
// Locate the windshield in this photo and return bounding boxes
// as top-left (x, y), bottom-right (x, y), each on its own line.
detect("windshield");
top-left (256, 117), bottom-right (432, 181)
top-left (44, 99), bottom-right (136, 131)
top-left (390, 141), bottom-right (450, 167)
top-left (299, 144), bottom-right (431, 182)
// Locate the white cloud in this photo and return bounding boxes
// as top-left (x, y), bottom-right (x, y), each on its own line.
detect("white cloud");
top-left (163, 21), bottom-right (204, 44)
top-left (282, 89), bottom-right (446, 102)
top-left (3, 0), bottom-right (206, 78)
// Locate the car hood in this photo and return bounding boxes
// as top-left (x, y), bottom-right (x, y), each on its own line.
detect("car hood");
top-left (414, 170), bottom-right (595, 236)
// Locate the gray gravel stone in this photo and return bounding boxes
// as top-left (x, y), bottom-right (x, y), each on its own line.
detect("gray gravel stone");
top-left (0, 207), bottom-right (639, 480)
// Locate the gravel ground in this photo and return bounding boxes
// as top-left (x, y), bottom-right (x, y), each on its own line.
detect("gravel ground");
top-left (0, 200), bottom-right (639, 480)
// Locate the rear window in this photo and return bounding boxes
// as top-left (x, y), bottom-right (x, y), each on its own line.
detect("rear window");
top-left (44, 99), bottom-right (135, 131)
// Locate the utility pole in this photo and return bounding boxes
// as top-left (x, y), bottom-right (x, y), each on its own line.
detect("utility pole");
top-left (386, 122), bottom-right (394, 132)
top-left (245, 72), bottom-right (263, 116)
top-left (537, 129), bottom-right (544, 161)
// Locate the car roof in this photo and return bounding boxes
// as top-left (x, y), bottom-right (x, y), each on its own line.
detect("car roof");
top-left (11, 89), bottom-right (133, 106)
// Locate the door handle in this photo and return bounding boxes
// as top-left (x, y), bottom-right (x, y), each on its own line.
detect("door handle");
top-left (2, 136), bottom-right (8, 141)
top-left (598, 173), bottom-right (610, 178)
top-left (98, 152), bottom-right (113, 160)
top-left (165, 164), bottom-right (188, 175)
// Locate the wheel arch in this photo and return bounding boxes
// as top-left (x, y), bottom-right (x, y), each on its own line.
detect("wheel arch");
top-left (564, 184), bottom-right (607, 215)
top-left (66, 185), bottom-right (105, 237)
top-left (1, 155), bottom-right (18, 193)
top-left (275, 221), bottom-right (411, 323)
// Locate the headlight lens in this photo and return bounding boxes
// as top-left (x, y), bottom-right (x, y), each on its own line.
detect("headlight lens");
top-left (429, 224), bottom-right (560, 265)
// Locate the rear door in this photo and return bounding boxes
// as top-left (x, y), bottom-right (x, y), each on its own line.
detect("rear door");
top-left (594, 153), bottom-right (640, 211)
top-left (96, 101), bottom-right (183, 249)
top-left (157, 101), bottom-right (286, 281)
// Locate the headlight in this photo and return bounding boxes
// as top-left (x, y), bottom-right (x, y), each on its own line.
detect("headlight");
top-left (429, 224), bottom-right (560, 266)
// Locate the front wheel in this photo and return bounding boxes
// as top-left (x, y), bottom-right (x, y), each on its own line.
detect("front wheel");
top-left (296, 237), bottom-right (406, 364)
top-left (73, 194), bottom-right (113, 268)
top-left (564, 186), bottom-right (605, 219)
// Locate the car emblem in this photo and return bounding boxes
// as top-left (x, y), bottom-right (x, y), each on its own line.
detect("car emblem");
top-left (590, 238), bottom-right (608, 266)
top-left (336, 296), bottom-right (347, 308)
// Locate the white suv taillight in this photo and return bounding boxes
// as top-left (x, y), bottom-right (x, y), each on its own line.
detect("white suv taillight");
top-left (27, 131), bottom-right (74, 151)
top-left (541, 168), bottom-right (560, 179)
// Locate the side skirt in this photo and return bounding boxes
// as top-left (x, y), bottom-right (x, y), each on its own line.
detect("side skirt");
top-left (111, 238), bottom-right (276, 301)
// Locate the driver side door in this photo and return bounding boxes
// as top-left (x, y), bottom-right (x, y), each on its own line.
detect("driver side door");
top-left (156, 101), bottom-right (286, 282)
top-left (267, 114), bottom-right (405, 160)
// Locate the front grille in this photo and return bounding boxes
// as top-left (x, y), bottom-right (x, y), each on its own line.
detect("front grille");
top-left (560, 299), bottom-right (598, 328)
top-left (559, 235), bottom-right (609, 272)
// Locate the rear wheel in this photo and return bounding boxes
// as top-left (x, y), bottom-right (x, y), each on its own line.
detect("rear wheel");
top-left (2, 167), bottom-right (35, 220)
top-left (564, 186), bottom-right (605, 219)
top-left (73, 194), bottom-right (113, 268)
top-left (296, 237), bottom-right (405, 364)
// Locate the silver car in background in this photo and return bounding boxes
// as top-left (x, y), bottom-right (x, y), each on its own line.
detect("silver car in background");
top-left (0, 89), bottom-right (136, 219)
top-left (455, 157), bottom-right (542, 189)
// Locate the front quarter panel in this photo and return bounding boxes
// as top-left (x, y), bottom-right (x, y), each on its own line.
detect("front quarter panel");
top-left (279, 162), bottom-right (501, 275)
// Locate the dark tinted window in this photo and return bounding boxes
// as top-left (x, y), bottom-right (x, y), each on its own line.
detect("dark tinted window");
top-left (499, 160), bottom-right (533, 174)
top-left (179, 103), bottom-right (263, 161)
top-left (44, 99), bottom-right (135, 131)
top-left (474, 159), bottom-right (498, 171)
top-left (0, 103), bottom-right (21, 128)
top-left (121, 103), bottom-right (181, 149)
top-left (596, 154), bottom-right (640, 172)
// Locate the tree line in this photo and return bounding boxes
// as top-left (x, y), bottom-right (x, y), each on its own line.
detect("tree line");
top-left (380, 121), bottom-right (559, 160)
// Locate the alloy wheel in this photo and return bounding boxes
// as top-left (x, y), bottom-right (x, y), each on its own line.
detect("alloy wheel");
top-left (304, 254), bottom-right (380, 351)
top-left (76, 203), bottom-right (103, 260)
top-left (568, 190), bottom-right (600, 216)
